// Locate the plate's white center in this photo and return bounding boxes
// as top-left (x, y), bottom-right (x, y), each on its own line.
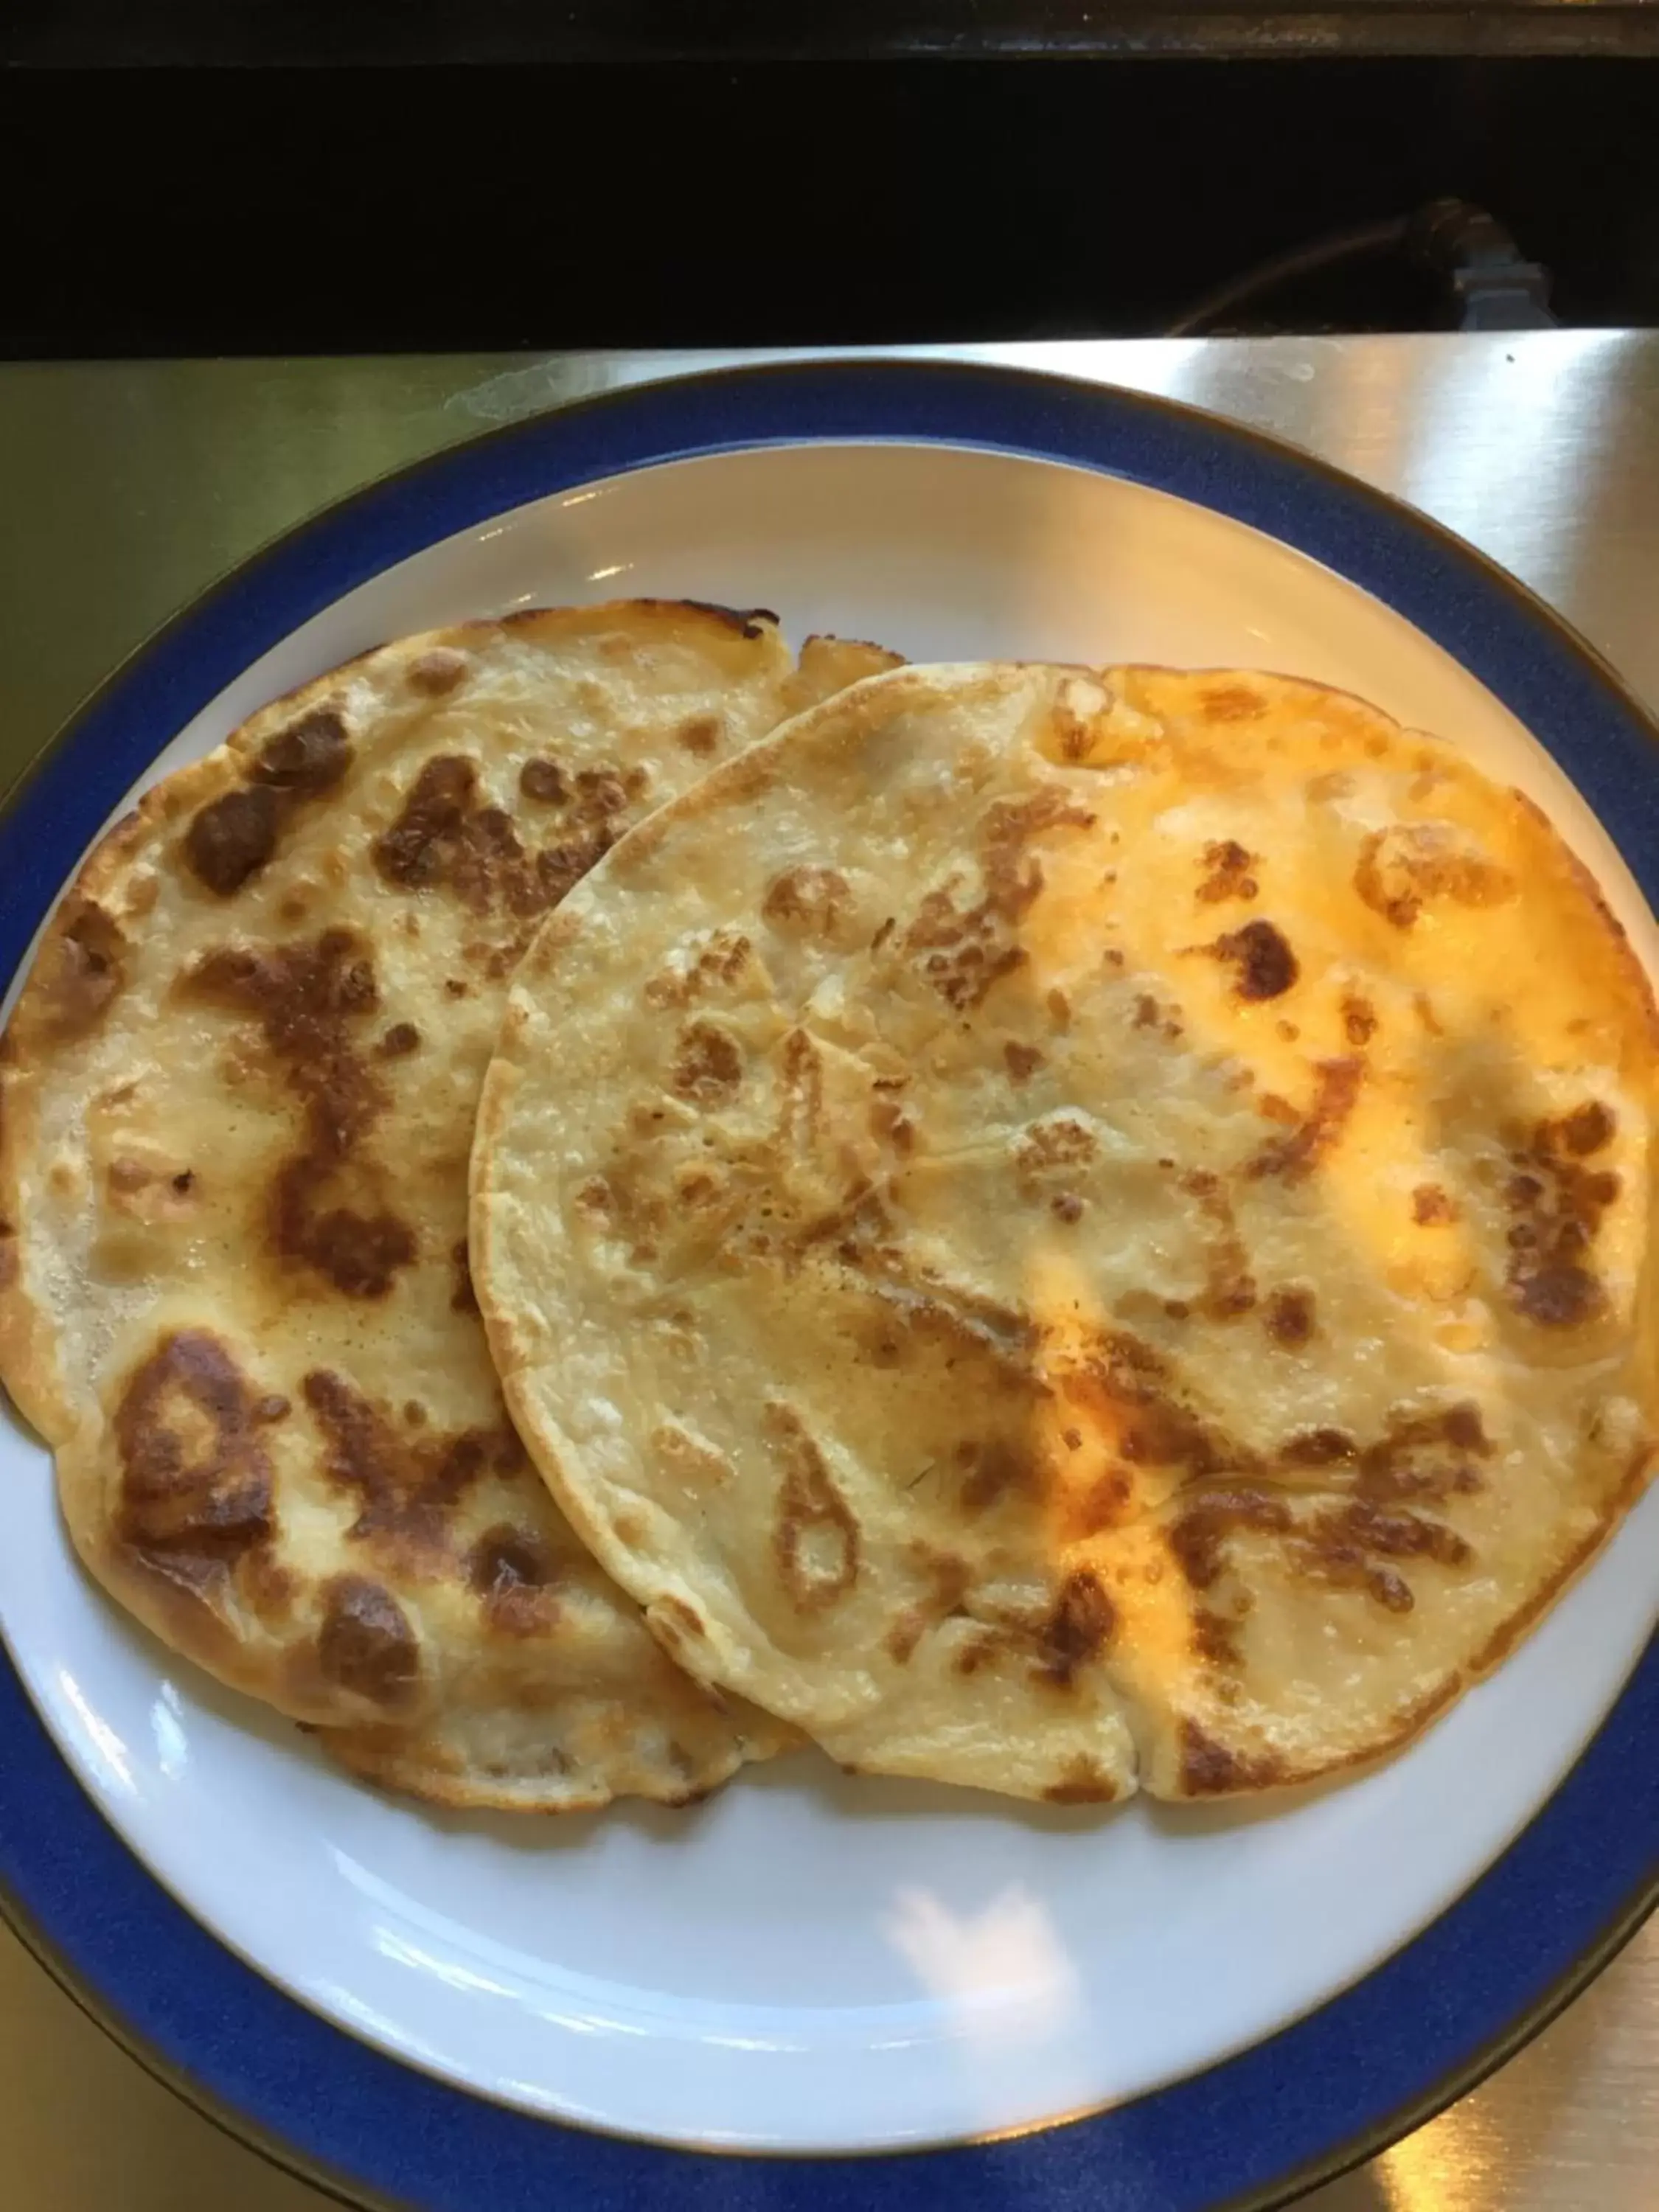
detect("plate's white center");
top-left (4, 442), bottom-right (1656, 2153)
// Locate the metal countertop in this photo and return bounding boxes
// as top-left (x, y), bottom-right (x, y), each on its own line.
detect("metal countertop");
top-left (0, 333), bottom-right (1655, 2211)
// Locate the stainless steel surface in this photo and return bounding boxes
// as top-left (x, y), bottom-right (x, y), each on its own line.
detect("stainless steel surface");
top-left (1, 332), bottom-right (1655, 2208)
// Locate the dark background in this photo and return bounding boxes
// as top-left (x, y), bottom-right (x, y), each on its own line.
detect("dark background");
top-left (3, 58), bottom-right (1658, 355)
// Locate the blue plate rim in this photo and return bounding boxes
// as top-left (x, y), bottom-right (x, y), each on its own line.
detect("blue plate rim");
top-left (1, 355), bottom-right (1656, 2212)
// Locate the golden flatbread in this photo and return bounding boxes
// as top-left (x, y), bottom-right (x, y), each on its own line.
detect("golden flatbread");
top-left (476, 661), bottom-right (1659, 1803)
top-left (0, 602), bottom-right (898, 1809)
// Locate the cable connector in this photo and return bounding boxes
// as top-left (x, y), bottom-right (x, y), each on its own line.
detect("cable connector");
top-left (1409, 198), bottom-right (1555, 331)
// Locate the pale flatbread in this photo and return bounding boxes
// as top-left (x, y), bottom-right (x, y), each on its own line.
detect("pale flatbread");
top-left (0, 602), bottom-right (898, 1809)
top-left (476, 661), bottom-right (1659, 1802)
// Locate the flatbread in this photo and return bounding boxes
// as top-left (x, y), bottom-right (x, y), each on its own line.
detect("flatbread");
top-left (476, 661), bottom-right (1659, 1803)
top-left (0, 602), bottom-right (898, 1809)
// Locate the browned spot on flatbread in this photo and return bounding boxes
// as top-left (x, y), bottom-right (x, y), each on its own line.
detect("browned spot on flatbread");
top-left (1004, 1041), bottom-right (1044, 1084)
top-left (1016, 1116), bottom-right (1096, 1175)
top-left (1249, 1058), bottom-right (1363, 1182)
top-left (1070, 1331), bottom-right (1254, 1482)
top-left (1354, 824), bottom-right (1516, 930)
top-left (1034, 1569), bottom-right (1116, 1686)
top-left (1169, 1486), bottom-right (1294, 1590)
top-left (1180, 1719), bottom-right (1284, 1795)
top-left (251, 709), bottom-right (352, 795)
top-left (677, 713), bottom-right (721, 757)
top-left (905, 790), bottom-right (1095, 1012)
top-left (1065, 1458), bottom-right (1144, 1545)
top-left (573, 1160), bottom-right (667, 1265)
top-left (184, 786), bottom-right (284, 896)
top-left (884, 1609), bottom-right (927, 1664)
top-left (469, 1525), bottom-right (560, 1636)
top-left (183, 711), bottom-right (353, 897)
top-left (185, 929), bottom-right (417, 1298)
top-left (574, 765), bottom-right (647, 817)
top-left (769, 1405), bottom-right (860, 1613)
top-left (644, 931), bottom-right (751, 1009)
top-left (1180, 1171), bottom-right (1257, 1319)
top-left (1342, 995), bottom-right (1377, 1046)
top-left (869, 1095), bottom-right (914, 1155)
top-left (673, 1020), bottom-right (743, 1105)
top-left (1281, 1402), bottom-right (1488, 1503)
top-left (1043, 1755), bottom-right (1120, 1805)
top-left (408, 647), bottom-right (467, 695)
top-left (1211, 918), bottom-right (1298, 1001)
top-left (302, 1368), bottom-right (526, 1553)
top-left (1504, 1107), bottom-right (1619, 1329)
top-left (35, 899), bottom-right (129, 1040)
top-left (763, 866), bottom-right (851, 939)
top-left (650, 1426), bottom-right (730, 1494)
top-left (372, 754), bottom-right (629, 920)
top-left (374, 757), bottom-right (522, 907)
top-left (911, 932), bottom-right (1027, 1015)
top-left (956, 1437), bottom-right (1037, 1516)
top-left (1264, 1287), bottom-right (1315, 1347)
top-left (952, 1630), bottom-right (1004, 1678)
top-left (858, 1276), bottom-right (1039, 1400)
top-left (1196, 839), bottom-right (1259, 904)
top-left (112, 1330), bottom-right (275, 1601)
top-left (1560, 1100), bottom-right (1616, 1155)
top-left (1281, 1426), bottom-right (1357, 1469)
top-left (1199, 684), bottom-right (1265, 723)
top-left (378, 1022), bottom-right (420, 1058)
top-left (518, 758), bottom-right (567, 804)
top-left (317, 1574), bottom-right (420, 1705)
top-left (1297, 1498), bottom-right (1472, 1612)
top-left (1173, 1470), bottom-right (1472, 1616)
top-left (655, 1596), bottom-right (707, 1644)
top-left (1413, 1183), bottom-right (1457, 1225)
top-left (984, 790), bottom-right (1096, 917)
top-left (1514, 1264), bottom-right (1601, 1326)
top-left (1192, 1607), bottom-right (1242, 1669)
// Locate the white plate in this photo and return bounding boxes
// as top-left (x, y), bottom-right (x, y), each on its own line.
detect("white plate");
top-left (3, 426), bottom-right (1657, 2160)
